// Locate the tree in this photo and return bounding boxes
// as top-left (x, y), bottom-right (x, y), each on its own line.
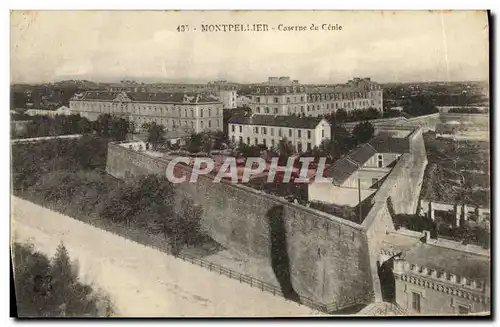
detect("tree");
top-left (335, 109), bottom-right (348, 123)
top-left (352, 121), bottom-right (375, 145)
top-left (212, 131), bottom-right (228, 150)
top-left (402, 94), bottom-right (438, 116)
top-left (109, 117), bottom-right (131, 141)
top-left (145, 122), bottom-right (166, 150)
top-left (237, 143), bottom-right (261, 157)
top-left (319, 139), bottom-right (337, 162)
top-left (278, 138), bottom-right (295, 157)
top-left (13, 242), bottom-right (113, 317)
top-left (333, 124), bottom-right (354, 156)
top-left (93, 114), bottom-right (131, 141)
top-left (186, 133), bottom-right (203, 153)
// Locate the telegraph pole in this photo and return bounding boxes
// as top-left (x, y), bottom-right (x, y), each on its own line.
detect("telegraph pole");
top-left (358, 178), bottom-right (362, 223)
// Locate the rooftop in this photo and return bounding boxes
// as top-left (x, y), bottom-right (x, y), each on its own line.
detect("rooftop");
top-left (324, 134), bottom-right (410, 184)
top-left (382, 232), bottom-right (490, 282)
top-left (73, 91), bottom-right (221, 104)
top-left (228, 114), bottom-right (328, 129)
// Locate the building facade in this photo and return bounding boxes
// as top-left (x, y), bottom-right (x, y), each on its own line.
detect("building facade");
top-left (249, 77), bottom-right (308, 116)
top-left (392, 258), bottom-right (490, 315)
top-left (228, 113), bottom-right (331, 152)
top-left (307, 78), bottom-right (383, 116)
top-left (249, 77), bottom-right (383, 117)
top-left (308, 130), bottom-right (412, 207)
top-left (218, 89), bottom-right (237, 109)
top-left (69, 91), bottom-right (223, 133)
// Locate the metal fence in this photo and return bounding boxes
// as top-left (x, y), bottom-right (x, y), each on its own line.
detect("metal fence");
top-left (170, 247), bottom-right (373, 314)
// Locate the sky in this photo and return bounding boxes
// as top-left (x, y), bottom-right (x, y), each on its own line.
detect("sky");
top-left (10, 10), bottom-right (490, 84)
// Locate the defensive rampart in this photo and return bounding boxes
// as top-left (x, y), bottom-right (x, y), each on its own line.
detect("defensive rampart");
top-left (361, 127), bottom-right (428, 300)
top-left (106, 143), bottom-right (373, 304)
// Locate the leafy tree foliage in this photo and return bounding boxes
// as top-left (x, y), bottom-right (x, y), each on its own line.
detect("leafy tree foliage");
top-left (145, 122), bottom-right (166, 150)
top-left (277, 138), bottom-right (295, 157)
top-left (351, 121), bottom-right (375, 145)
top-left (13, 242), bottom-right (113, 317)
top-left (93, 114), bottom-right (132, 141)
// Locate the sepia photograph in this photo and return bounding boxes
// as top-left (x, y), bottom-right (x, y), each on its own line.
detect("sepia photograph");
top-left (9, 10), bottom-right (491, 318)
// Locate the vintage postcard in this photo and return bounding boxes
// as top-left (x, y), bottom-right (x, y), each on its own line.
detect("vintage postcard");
top-left (10, 10), bottom-right (491, 318)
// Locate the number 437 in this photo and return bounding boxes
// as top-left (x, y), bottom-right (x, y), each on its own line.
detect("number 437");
top-left (177, 25), bottom-right (189, 32)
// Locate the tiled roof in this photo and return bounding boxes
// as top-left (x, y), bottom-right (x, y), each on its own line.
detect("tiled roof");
top-left (404, 243), bottom-right (490, 281)
top-left (325, 135), bottom-right (410, 185)
top-left (348, 144), bottom-right (377, 166)
top-left (127, 92), bottom-right (220, 104)
top-left (74, 91), bottom-right (220, 104)
top-left (324, 158), bottom-right (359, 185)
top-left (78, 91), bottom-right (120, 101)
top-left (368, 134), bottom-right (410, 154)
top-left (228, 114), bottom-right (327, 129)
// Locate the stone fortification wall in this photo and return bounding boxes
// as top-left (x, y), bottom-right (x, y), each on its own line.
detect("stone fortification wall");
top-left (106, 143), bottom-right (373, 304)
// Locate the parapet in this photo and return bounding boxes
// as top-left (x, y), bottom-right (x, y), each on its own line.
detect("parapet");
top-left (393, 258), bottom-right (487, 292)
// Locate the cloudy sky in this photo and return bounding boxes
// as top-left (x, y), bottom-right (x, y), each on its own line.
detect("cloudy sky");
top-left (10, 10), bottom-right (489, 84)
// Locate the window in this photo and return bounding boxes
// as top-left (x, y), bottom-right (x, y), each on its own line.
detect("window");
top-left (322, 129), bottom-right (325, 138)
top-left (191, 109), bottom-right (194, 117)
top-left (286, 97), bottom-right (290, 103)
top-left (271, 139), bottom-right (275, 147)
top-left (289, 129), bottom-right (292, 137)
top-left (200, 121), bottom-right (204, 129)
top-left (254, 127), bottom-right (259, 134)
top-left (239, 126), bottom-right (242, 133)
top-left (301, 96), bottom-right (304, 102)
top-left (307, 130), bottom-right (311, 139)
top-left (411, 292), bottom-right (421, 313)
top-left (458, 306), bottom-right (470, 315)
top-left (298, 130), bottom-right (302, 138)
top-left (200, 109), bottom-right (204, 118)
top-left (256, 107), bottom-right (260, 113)
top-left (209, 108), bottom-right (212, 116)
top-left (377, 154), bottom-right (383, 168)
top-left (279, 129), bottom-right (282, 137)
top-left (274, 97), bottom-right (279, 104)
top-left (265, 107), bottom-right (270, 114)
top-left (184, 109), bottom-right (187, 117)
top-left (274, 108), bottom-right (278, 114)
top-left (307, 142), bottom-right (312, 151)
top-left (255, 137), bottom-right (258, 145)
top-left (231, 136), bottom-right (235, 143)
top-left (256, 96), bottom-right (261, 103)
top-left (263, 139), bottom-right (267, 146)
top-left (247, 137), bottom-right (250, 144)
top-left (239, 136), bottom-right (243, 143)
top-left (262, 127), bottom-right (267, 135)
top-left (208, 120), bottom-right (212, 128)
top-left (232, 125), bottom-right (235, 132)
top-left (301, 106), bottom-right (304, 112)
top-left (191, 121), bottom-right (194, 129)
top-left (270, 128), bottom-right (274, 136)
top-left (297, 142), bottom-right (302, 153)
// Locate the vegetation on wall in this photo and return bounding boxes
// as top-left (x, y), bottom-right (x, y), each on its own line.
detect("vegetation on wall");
top-left (11, 137), bottom-right (204, 253)
top-left (11, 114), bottom-right (134, 141)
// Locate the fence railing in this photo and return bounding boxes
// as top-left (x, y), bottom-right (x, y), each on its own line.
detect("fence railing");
top-left (164, 244), bottom-right (373, 314)
top-left (17, 194), bottom-right (374, 315)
